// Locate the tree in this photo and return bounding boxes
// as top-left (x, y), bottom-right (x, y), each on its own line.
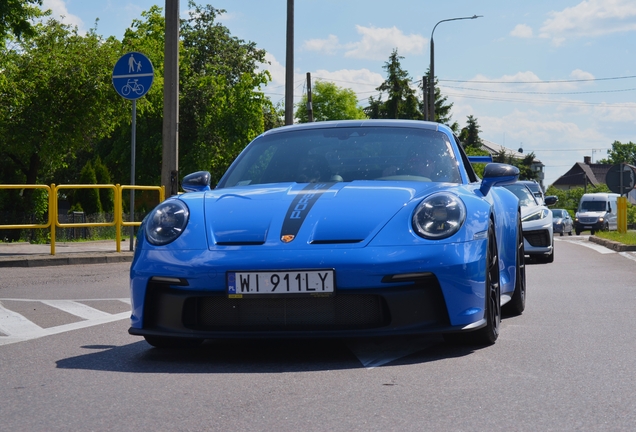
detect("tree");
top-left (295, 81), bottom-right (366, 123)
top-left (597, 140), bottom-right (636, 165)
top-left (493, 151), bottom-right (539, 181)
top-left (365, 49), bottom-right (421, 120)
top-left (96, 2), bottom-right (274, 187)
top-left (76, 161), bottom-right (102, 215)
top-left (459, 115), bottom-right (483, 150)
top-left (0, 15), bottom-right (124, 226)
top-left (0, 0), bottom-right (42, 44)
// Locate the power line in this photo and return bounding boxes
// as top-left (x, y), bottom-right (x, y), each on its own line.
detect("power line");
top-left (439, 75), bottom-right (636, 84)
top-left (440, 85), bottom-right (636, 95)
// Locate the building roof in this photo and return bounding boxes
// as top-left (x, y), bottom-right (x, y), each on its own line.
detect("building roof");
top-left (552, 162), bottom-right (610, 188)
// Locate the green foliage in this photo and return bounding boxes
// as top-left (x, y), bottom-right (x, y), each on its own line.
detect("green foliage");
top-left (545, 184), bottom-right (611, 218)
top-left (597, 140), bottom-right (636, 165)
top-left (295, 81), bottom-right (366, 123)
top-left (0, 0), bottom-right (42, 44)
top-left (459, 115), bottom-right (482, 150)
top-left (365, 49), bottom-right (422, 120)
top-left (493, 151), bottom-right (538, 181)
top-left (93, 157), bottom-right (114, 212)
top-left (96, 2), bottom-right (273, 186)
top-left (0, 17), bottom-right (124, 186)
top-left (463, 145), bottom-right (490, 178)
top-left (76, 161), bottom-right (102, 215)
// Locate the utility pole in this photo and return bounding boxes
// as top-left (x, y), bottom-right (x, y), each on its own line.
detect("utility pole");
top-left (306, 72), bottom-right (314, 122)
top-left (422, 76), bottom-right (428, 121)
top-left (285, 0), bottom-right (294, 125)
top-left (162, 0), bottom-right (179, 196)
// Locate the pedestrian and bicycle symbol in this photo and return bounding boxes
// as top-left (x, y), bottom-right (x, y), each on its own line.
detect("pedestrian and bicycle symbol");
top-left (112, 52), bottom-right (154, 100)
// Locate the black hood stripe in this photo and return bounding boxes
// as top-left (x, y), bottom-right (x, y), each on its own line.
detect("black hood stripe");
top-left (281, 183), bottom-right (336, 239)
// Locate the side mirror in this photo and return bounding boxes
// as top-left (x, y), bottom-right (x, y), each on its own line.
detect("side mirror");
top-left (480, 163), bottom-right (520, 196)
top-left (544, 196), bottom-right (558, 206)
top-left (182, 171), bottom-right (211, 192)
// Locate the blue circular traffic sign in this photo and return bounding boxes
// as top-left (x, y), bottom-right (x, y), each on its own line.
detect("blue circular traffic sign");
top-left (112, 52), bottom-right (154, 100)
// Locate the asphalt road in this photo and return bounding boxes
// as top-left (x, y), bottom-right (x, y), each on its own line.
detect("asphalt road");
top-left (1, 237), bottom-right (636, 431)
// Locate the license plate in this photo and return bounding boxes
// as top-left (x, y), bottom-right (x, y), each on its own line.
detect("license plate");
top-left (584, 226), bottom-right (592, 229)
top-left (227, 270), bottom-right (335, 296)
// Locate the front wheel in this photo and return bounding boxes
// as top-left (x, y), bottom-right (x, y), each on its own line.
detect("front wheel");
top-left (445, 223), bottom-right (500, 346)
top-left (503, 214), bottom-right (525, 316)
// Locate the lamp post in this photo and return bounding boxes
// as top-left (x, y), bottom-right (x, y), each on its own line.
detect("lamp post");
top-left (429, 15), bottom-right (482, 122)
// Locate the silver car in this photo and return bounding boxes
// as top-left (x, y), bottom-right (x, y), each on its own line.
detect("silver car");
top-left (503, 183), bottom-right (557, 263)
top-left (551, 209), bottom-right (573, 236)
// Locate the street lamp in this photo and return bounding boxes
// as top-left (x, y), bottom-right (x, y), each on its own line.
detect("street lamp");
top-left (429, 15), bottom-right (482, 122)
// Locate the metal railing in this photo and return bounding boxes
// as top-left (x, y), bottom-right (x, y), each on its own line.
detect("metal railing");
top-left (0, 184), bottom-right (165, 255)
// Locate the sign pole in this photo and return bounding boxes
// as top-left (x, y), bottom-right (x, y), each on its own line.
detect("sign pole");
top-left (130, 99), bottom-right (136, 251)
top-left (112, 51), bottom-right (154, 252)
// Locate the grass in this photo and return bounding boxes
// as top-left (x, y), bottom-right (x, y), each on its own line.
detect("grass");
top-left (594, 231), bottom-right (636, 245)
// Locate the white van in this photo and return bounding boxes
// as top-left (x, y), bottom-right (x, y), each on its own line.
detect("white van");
top-left (574, 193), bottom-right (619, 235)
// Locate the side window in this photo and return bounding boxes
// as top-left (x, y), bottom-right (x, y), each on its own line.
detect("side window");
top-left (454, 135), bottom-right (479, 183)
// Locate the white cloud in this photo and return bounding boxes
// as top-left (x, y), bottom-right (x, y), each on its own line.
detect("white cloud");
top-left (42, 0), bottom-right (85, 32)
top-left (540, 0), bottom-right (636, 45)
top-left (344, 25), bottom-right (426, 60)
top-left (510, 24), bottom-right (533, 38)
top-left (312, 69), bottom-right (384, 101)
top-left (302, 35), bottom-right (340, 55)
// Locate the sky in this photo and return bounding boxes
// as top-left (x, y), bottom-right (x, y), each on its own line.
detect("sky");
top-left (41, 0), bottom-right (636, 187)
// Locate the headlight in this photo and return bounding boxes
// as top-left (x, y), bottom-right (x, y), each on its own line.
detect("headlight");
top-left (412, 193), bottom-right (466, 239)
top-left (145, 199), bottom-right (189, 245)
top-left (599, 217), bottom-right (604, 222)
top-left (522, 208), bottom-right (549, 222)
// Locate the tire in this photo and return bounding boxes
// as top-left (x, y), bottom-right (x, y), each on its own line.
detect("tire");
top-left (143, 335), bottom-right (204, 349)
top-left (590, 230), bottom-right (595, 235)
top-left (575, 230), bottom-right (581, 235)
top-left (503, 214), bottom-right (526, 316)
top-left (445, 223), bottom-right (500, 346)
top-left (559, 232), bottom-right (564, 237)
top-left (568, 229), bottom-right (573, 236)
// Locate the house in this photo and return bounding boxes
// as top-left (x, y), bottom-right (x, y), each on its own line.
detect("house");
top-left (480, 139), bottom-right (546, 190)
top-left (551, 156), bottom-right (610, 191)
top-left (552, 156), bottom-right (636, 203)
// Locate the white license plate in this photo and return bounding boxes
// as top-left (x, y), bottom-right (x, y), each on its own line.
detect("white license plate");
top-left (227, 270), bottom-right (335, 296)
top-left (584, 226), bottom-right (592, 229)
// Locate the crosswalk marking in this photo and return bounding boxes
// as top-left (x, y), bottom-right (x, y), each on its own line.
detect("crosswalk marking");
top-left (0, 298), bottom-right (130, 346)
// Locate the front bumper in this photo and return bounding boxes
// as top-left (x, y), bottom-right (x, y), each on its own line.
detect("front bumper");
top-left (129, 242), bottom-right (495, 339)
top-left (523, 227), bottom-right (553, 255)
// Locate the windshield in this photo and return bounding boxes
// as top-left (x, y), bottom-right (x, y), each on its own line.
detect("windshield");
top-left (580, 200), bottom-right (607, 212)
top-left (218, 127), bottom-right (462, 188)
top-left (502, 184), bottom-right (538, 207)
top-left (551, 209), bottom-right (565, 218)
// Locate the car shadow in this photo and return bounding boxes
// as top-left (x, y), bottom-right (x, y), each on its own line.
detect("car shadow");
top-left (56, 335), bottom-right (483, 373)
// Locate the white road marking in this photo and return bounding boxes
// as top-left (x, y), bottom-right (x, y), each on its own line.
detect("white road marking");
top-left (619, 252), bottom-right (636, 262)
top-left (556, 238), bottom-right (616, 254)
top-left (0, 299), bottom-right (131, 347)
top-left (0, 303), bottom-right (44, 338)
top-left (40, 300), bottom-right (111, 320)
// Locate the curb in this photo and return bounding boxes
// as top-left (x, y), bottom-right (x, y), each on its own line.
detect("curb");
top-left (0, 252), bottom-right (134, 268)
top-left (588, 236), bottom-right (636, 252)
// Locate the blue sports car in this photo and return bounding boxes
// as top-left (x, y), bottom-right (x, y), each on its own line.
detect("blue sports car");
top-left (129, 120), bottom-right (525, 348)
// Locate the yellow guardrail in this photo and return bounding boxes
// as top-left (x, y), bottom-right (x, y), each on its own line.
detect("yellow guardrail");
top-left (0, 184), bottom-right (165, 255)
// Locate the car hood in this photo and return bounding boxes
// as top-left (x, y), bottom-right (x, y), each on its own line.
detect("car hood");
top-left (203, 181), bottom-right (443, 248)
